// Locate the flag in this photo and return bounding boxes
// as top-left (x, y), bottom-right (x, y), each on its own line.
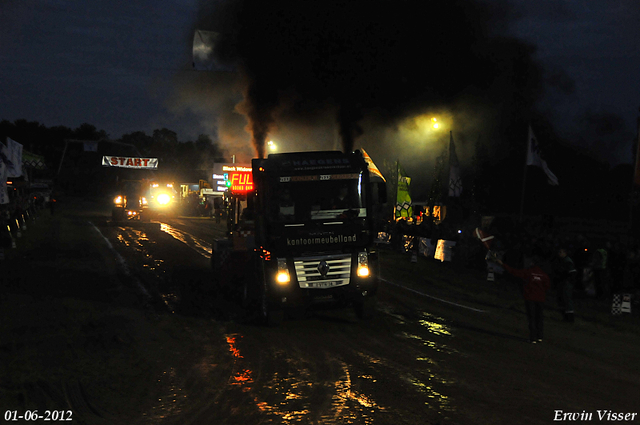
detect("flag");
top-left (6, 138), bottom-right (22, 178)
top-left (527, 126), bottom-right (558, 186)
top-left (448, 132), bottom-right (462, 197)
top-left (396, 162), bottom-right (412, 218)
top-left (361, 148), bottom-right (386, 182)
top-left (192, 30), bottom-right (234, 72)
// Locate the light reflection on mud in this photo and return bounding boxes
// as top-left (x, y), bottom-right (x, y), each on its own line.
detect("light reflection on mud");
top-left (160, 223), bottom-right (212, 259)
top-left (226, 334), bottom-right (254, 393)
top-left (405, 373), bottom-right (454, 413)
top-left (147, 367), bottom-right (188, 421)
top-left (326, 362), bottom-right (383, 424)
top-left (401, 331), bottom-right (458, 355)
top-left (224, 336), bottom-right (384, 424)
top-left (161, 293), bottom-right (178, 314)
top-left (419, 312), bottom-right (452, 337)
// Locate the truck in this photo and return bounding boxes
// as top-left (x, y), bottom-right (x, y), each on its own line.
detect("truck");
top-left (211, 150), bottom-right (387, 326)
top-left (111, 179), bottom-right (149, 222)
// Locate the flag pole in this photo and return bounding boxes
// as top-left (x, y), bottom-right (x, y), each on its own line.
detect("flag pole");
top-left (395, 160), bottom-right (399, 220)
top-left (519, 126), bottom-right (530, 222)
top-left (631, 108), bottom-right (640, 231)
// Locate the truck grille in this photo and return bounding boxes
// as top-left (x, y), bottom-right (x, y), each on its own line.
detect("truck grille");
top-left (293, 254), bottom-right (351, 289)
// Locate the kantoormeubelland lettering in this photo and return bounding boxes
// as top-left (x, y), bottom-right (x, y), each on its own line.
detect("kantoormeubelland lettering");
top-left (553, 410), bottom-right (638, 422)
top-left (286, 234), bottom-right (357, 246)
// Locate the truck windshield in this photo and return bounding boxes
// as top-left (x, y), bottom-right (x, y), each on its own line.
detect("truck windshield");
top-left (268, 173), bottom-right (366, 223)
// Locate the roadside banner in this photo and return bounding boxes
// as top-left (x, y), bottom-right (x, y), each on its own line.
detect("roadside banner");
top-left (434, 239), bottom-right (456, 262)
top-left (621, 294), bottom-right (632, 313)
top-left (102, 156), bottom-right (158, 169)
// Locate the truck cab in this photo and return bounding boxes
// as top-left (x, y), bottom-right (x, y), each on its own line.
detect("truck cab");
top-left (112, 179), bottom-right (149, 222)
top-left (212, 150), bottom-right (386, 325)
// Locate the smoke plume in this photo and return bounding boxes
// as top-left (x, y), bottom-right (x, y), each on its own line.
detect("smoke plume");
top-left (192, 0), bottom-right (543, 157)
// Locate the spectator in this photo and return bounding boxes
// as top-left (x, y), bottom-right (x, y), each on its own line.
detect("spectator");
top-left (495, 253), bottom-right (551, 343)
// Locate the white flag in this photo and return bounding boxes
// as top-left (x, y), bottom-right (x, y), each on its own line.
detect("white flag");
top-left (6, 138), bottom-right (23, 178)
top-left (527, 126), bottom-right (558, 186)
top-left (192, 30), bottom-right (234, 72)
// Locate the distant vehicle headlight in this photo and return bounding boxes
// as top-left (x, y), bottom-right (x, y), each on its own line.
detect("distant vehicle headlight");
top-left (157, 193), bottom-right (171, 205)
top-left (114, 195), bottom-right (123, 205)
top-left (141, 197), bottom-right (148, 205)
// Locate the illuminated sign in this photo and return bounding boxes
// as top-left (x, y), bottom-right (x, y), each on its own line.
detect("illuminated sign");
top-left (229, 171), bottom-right (253, 193)
top-left (212, 163), bottom-right (252, 194)
top-left (222, 165), bottom-right (252, 172)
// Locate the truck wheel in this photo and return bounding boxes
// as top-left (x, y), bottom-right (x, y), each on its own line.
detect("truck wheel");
top-left (354, 295), bottom-right (377, 320)
top-left (260, 284), bottom-right (283, 327)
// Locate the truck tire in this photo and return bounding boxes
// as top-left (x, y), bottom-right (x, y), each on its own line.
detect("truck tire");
top-left (354, 295), bottom-right (377, 320)
top-left (260, 282), bottom-right (284, 327)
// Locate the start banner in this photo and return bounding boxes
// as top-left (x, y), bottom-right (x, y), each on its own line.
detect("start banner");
top-left (102, 156), bottom-right (158, 169)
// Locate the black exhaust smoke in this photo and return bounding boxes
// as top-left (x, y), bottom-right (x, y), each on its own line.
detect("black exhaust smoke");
top-left (198, 0), bottom-right (543, 157)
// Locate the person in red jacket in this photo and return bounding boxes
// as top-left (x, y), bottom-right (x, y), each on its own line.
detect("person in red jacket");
top-left (495, 255), bottom-right (551, 343)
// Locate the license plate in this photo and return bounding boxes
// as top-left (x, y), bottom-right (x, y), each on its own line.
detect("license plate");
top-left (311, 281), bottom-right (339, 288)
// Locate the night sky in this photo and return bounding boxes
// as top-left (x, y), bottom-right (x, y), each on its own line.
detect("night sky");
top-left (1, 0), bottom-right (639, 169)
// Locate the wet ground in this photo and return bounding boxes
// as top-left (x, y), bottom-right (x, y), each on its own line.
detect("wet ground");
top-left (2, 198), bottom-right (640, 424)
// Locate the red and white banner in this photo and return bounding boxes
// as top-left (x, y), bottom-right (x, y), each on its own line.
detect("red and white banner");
top-left (102, 156), bottom-right (158, 169)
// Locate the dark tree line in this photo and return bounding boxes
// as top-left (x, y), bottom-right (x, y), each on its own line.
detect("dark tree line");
top-left (0, 119), bottom-right (227, 194)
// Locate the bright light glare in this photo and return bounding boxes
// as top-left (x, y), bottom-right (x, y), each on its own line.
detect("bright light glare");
top-left (157, 193), bottom-right (171, 205)
top-left (276, 271), bottom-right (290, 284)
top-left (114, 196), bottom-right (123, 204)
top-left (433, 123), bottom-right (439, 129)
top-left (357, 266), bottom-right (370, 277)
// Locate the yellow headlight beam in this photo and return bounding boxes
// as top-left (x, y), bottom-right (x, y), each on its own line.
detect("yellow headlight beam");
top-left (357, 252), bottom-right (370, 278)
top-left (157, 193), bottom-right (171, 205)
top-left (276, 258), bottom-right (290, 285)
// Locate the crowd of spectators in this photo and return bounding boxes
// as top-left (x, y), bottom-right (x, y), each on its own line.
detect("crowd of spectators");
top-left (387, 214), bottom-right (640, 304)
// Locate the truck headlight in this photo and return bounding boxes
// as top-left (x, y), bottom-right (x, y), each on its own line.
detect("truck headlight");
top-left (276, 258), bottom-right (290, 285)
top-left (357, 252), bottom-right (370, 277)
top-left (157, 193), bottom-right (171, 205)
top-left (141, 197), bottom-right (148, 206)
top-left (114, 195), bottom-right (123, 205)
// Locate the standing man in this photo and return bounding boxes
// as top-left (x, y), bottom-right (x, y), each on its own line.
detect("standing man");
top-left (554, 247), bottom-right (577, 322)
top-left (495, 254), bottom-right (551, 343)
